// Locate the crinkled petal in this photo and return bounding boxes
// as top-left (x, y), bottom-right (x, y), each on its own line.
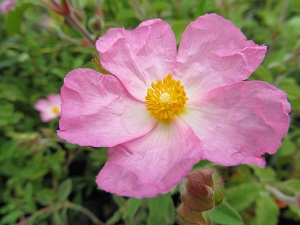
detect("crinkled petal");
top-left (174, 13), bottom-right (266, 98)
top-left (96, 19), bottom-right (177, 101)
top-left (180, 81), bottom-right (290, 167)
top-left (96, 118), bottom-right (202, 198)
top-left (57, 68), bottom-right (156, 147)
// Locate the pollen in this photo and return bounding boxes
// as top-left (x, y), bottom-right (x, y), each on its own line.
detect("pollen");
top-left (145, 74), bottom-right (188, 120)
top-left (52, 106), bottom-right (61, 115)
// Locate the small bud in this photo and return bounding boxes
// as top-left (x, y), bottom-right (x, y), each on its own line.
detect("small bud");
top-left (181, 168), bottom-right (224, 212)
top-left (177, 204), bottom-right (211, 225)
top-left (177, 168), bottom-right (224, 225)
top-left (61, 0), bottom-right (70, 15)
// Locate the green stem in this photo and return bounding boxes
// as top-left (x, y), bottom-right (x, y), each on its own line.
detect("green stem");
top-left (65, 202), bottom-right (106, 225)
top-left (132, 199), bottom-right (148, 224)
top-left (50, 0), bottom-right (95, 46)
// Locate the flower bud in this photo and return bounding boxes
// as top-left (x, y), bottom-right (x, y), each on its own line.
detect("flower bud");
top-left (181, 168), bottom-right (224, 212)
top-left (177, 204), bottom-right (211, 225)
top-left (177, 168), bottom-right (224, 225)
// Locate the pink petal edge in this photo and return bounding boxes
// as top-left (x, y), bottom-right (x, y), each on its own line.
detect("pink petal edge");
top-left (96, 118), bottom-right (202, 198)
top-left (174, 13), bottom-right (267, 99)
top-left (179, 81), bottom-right (290, 167)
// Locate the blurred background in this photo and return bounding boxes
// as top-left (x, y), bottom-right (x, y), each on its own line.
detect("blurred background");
top-left (0, 0), bottom-right (300, 224)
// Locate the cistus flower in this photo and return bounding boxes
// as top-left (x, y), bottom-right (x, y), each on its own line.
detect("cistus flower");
top-left (57, 14), bottom-right (290, 198)
top-left (0, 0), bottom-right (15, 15)
top-left (34, 94), bottom-right (61, 122)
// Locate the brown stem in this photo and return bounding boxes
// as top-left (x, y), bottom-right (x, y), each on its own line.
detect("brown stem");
top-left (64, 14), bottom-right (95, 46)
top-left (94, 0), bottom-right (105, 29)
top-left (49, 0), bottom-right (95, 46)
top-left (15, 202), bottom-right (106, 225)
top-left (16, 204), bottom-right (63, 225)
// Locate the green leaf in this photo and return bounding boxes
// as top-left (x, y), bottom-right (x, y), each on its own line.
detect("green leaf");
top-left (107, 210), bottom-right (122, 225)
top-left (24, 182), bottom-right (34, 205)
top-left (149, 2), bottom-right (170, 13)
top-left (1, 210), bottom-right (23, 224)
top-left (194, 0), bottom-right (207, 16)
top-left (277, 134), bottom-right (297, 157)
top-left (289, 204), bottom-right (300, 218)
top-left (250, 67), bottom-right (273, 83)
top-left (113, 195), bottom-right (126, 207)
top-left (171, 20), bottom-right (190, 45)
top-left (124, 198), bottom-right (143, 219)
top-left (147, 193), bottom-right (175, 225)
top-left (58, 179), bottom-right (72, 202)
top-left (225, 183), bottom-right (261, 211)
top-left (255, 196), bottom-right (279, 225)
top-left (277, 79), bottom-right (300, 109)
top-left (6, 3), bottom-right (30, 33)
top-left (36, 189), bottom-right (57, 206)
top-left (250, 165), bottom-right (276, 182)
top-left (210, 201), bottom-right (243, 225)
top-left (282, 179), bottom-right (300, 194)
top-left (52, 210), bottom-right (65, 225)
top-left (115, 9), bottom-right (139, 24)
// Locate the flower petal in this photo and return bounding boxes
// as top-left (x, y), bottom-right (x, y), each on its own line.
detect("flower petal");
top-left (57, 68), bottom-right (156, 147)
top-left (174, 13), bottom-right (267, 98)
top-left (96, 19), bottom-right (177, 101)
top-left (96, 118), bottom-right (202, 198)
top-left (180, 81), bottom-right (290, 167)
top-left (34, 99), bottom-right (49, 111)
top-left (47, 94), bottom-right (61, 106)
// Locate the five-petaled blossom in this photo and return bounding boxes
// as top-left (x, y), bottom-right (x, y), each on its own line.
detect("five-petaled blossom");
top-left (57, 14), bottom-right (290, 198)
top-left (34, 94), bottom-right (61, 122)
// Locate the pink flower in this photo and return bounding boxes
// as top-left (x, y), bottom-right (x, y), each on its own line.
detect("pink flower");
top-left (34, 94), bottom-right (61, 122)
top-left (57, 14), bottom-right (290, 198)
top-left (0, 0), bottom-right (15, 15)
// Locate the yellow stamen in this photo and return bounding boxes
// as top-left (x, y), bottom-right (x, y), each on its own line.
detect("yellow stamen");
top-left (145, 74), bottom-right (188, 120)
top-left (52, 106), bottom-right (60, 114)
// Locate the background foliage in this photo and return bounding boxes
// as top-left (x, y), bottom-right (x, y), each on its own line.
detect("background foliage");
top-left (0, 0), bottom-right (300, 224)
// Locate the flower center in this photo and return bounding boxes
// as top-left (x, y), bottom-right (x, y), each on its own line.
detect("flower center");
top-left (145, 74), bottom-right (188, 120)
top-left (52, 106), bottom-right (60, 114)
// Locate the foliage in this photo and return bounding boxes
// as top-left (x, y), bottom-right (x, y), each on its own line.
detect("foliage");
top-left (0, 0), bottom-right (300, 224)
